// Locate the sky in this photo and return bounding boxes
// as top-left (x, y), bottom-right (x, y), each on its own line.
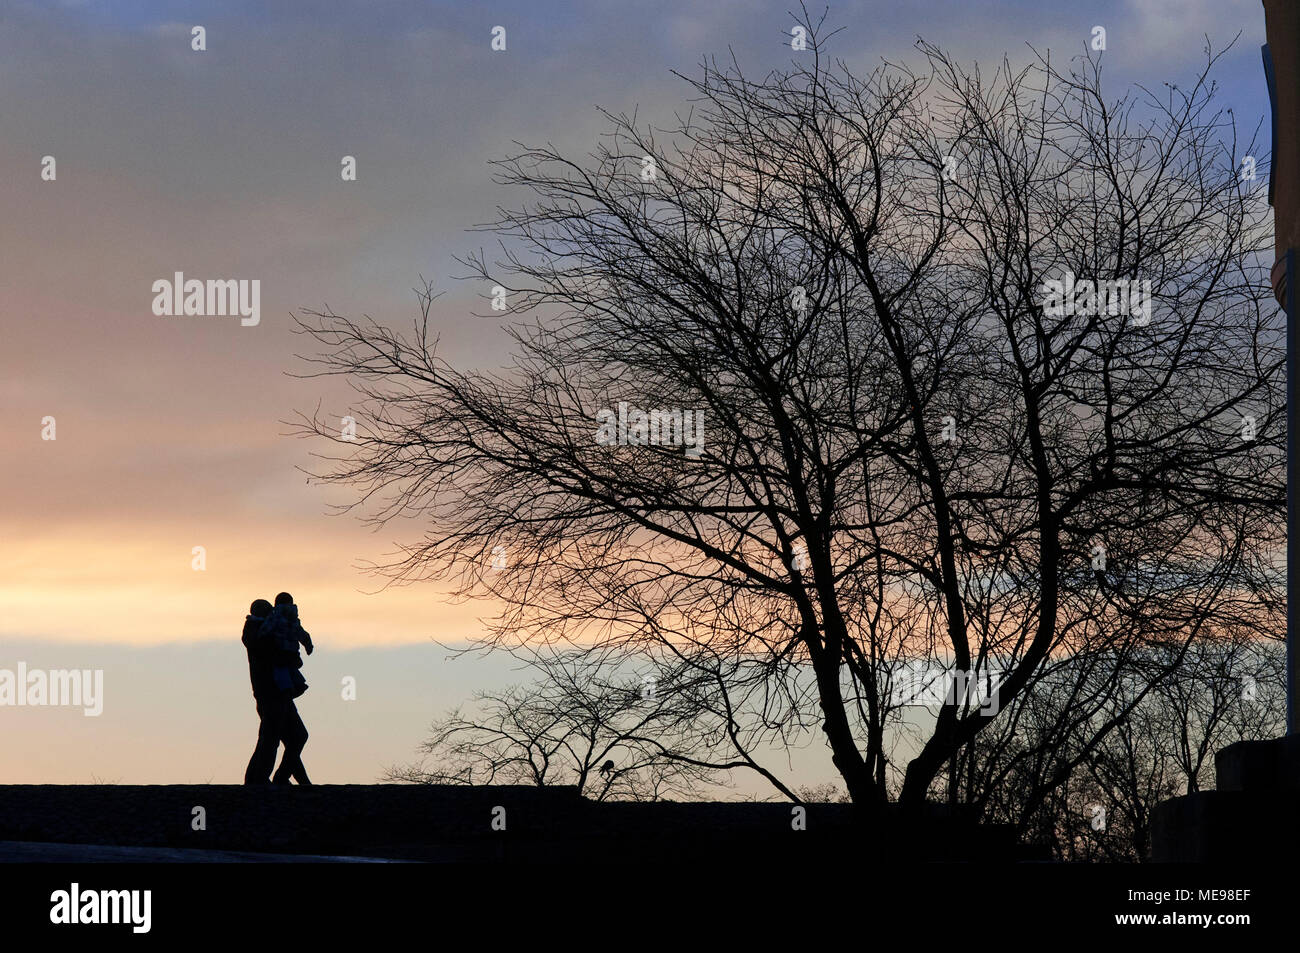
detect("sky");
top-left (0, 0), bottom-right (1273, 785)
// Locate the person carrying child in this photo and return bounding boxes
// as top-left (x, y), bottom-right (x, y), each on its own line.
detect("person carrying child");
top-left (241, 591), bottom-right (314, 785)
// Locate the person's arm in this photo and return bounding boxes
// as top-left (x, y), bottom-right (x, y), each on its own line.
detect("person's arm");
top-left (297, 623), bottom-right (314, 655)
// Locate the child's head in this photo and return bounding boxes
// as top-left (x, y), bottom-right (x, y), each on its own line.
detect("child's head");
top-left (250, 598), bottom-right (273, 618)
top-left (274, 592), bottom-right (294, 607)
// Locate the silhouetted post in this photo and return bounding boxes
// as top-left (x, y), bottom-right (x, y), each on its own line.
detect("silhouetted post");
top-left (1263, 0), bottom-right (1299, 734)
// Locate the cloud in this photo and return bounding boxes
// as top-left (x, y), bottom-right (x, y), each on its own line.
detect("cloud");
top-left (1122, 0), bottom-right (1263, 65)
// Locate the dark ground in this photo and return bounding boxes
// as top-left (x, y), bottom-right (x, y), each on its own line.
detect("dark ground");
top-left (0, 784), bottom-right (1038, 862)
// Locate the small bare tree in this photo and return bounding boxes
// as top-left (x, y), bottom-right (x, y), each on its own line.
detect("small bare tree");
top-left (384, 646), bottom-right (802, 801)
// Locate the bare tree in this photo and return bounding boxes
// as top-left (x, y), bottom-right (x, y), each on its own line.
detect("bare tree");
top-left (381, 679), bottom-right (710, 801)
top-left (963, 634), bottom-right (1285, 859)
top-left (296, 15), bottom-right (1282, 811)
top-left (382, 646), bottom-right (796, 801)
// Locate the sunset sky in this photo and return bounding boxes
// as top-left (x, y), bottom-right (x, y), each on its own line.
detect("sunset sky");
top-left (1, 0), bottom-right (1272, 785)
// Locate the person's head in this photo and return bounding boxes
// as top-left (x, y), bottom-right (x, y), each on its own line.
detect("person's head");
top-left (274, 592), bottom-right (294, 607)
top-left (250, 598), bottom-right (273, 618)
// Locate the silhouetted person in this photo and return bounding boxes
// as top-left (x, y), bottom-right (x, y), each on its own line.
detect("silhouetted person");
top-left (242, 598), bottom-right (281, 783)
top-left (242, 593), bottom-right (313, 785)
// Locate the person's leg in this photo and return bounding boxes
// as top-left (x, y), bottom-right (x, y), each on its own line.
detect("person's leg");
top-left (285, 702), bottom-right (311, 784)
top-left (271, 701), bottom-right (310, 785)
top-left (244, 696), bottom-right (284, 784)
top-left (290, 720), bottom-right (311, 784)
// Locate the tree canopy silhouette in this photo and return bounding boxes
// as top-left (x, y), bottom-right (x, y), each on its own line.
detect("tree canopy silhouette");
top-left (296, 21), bottom-right (1283, 810)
